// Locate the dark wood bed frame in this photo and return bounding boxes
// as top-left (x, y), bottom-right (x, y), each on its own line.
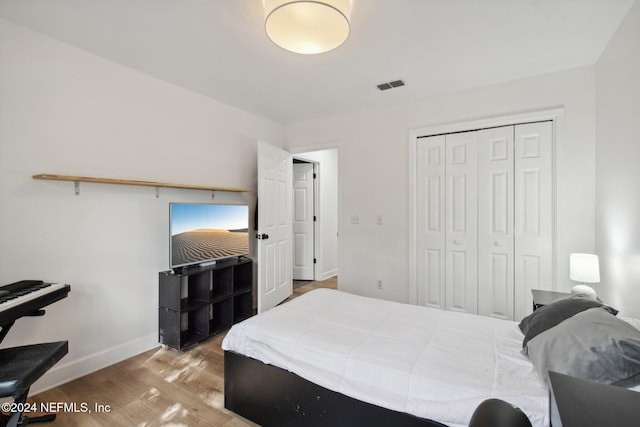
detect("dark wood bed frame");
top-left (224, 350), bottom-right (447, 427)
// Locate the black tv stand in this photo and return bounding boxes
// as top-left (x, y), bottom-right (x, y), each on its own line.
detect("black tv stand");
top-left (159, 258), bottom-right (253, 350)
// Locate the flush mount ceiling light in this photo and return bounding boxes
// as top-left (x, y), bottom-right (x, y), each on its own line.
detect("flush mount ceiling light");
top-left (263, 0), bottom-right (351, 54)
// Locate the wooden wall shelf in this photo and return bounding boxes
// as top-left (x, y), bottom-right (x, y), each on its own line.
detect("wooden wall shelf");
top-left (33, 174), bottom-right (251, 195)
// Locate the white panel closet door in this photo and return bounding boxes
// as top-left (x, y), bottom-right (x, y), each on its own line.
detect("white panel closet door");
top-left (445, 132), bottom-right (478, 314)
top-left (514, 121), bottom-right (553, 320)
top-left (478, 126), bottom-right (515, 319)
top-left (416, 135), bottom-right (446, 309)
top-left (415, 121), bottom-right (552, 319)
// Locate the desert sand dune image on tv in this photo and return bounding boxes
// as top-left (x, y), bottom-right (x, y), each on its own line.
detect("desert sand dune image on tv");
top-left (171, 228), bottom-right (249, 266)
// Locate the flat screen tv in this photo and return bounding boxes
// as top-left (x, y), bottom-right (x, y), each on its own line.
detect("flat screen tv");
top-left (170, 203), bottom-right (249, 269)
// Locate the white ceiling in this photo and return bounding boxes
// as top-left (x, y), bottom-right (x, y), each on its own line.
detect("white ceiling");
top-left (0, 0), bottom-right (635, 124)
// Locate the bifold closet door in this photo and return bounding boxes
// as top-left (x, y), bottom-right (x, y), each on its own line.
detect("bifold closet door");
top-left (477, 126), bottom-right (515, 320)
top-left (444, 132), bottom-right (478, 314)
top-left (513, 121), bottom-right (553, 321)
top-left (416, 121), bottom-right (552, 319)
top-left (416, 135), bottom-right (446, 309)
top-left (477, 122), bottom-right (552, 320)
top-left (416, 132), bottom-right (478, 314)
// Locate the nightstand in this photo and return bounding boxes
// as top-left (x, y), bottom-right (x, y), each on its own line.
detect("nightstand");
top-left (549, 371), bottom-right (640, 427)
top-left (530, 289), bottom-right (570, 311)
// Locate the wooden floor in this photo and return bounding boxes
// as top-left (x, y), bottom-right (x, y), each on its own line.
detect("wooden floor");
top-left (27, 277), bottom-right (337, 426)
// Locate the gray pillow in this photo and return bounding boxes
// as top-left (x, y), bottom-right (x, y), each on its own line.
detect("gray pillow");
top-left (525, 307), bottom-right (640, 386)
top-left (518, 295), bottom-right (618, 347)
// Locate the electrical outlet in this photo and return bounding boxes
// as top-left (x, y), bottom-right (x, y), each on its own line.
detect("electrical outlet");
top-left (376, 215), bottom-right (383, 225)
top-left (351, 215), bottom-right (360, 224)
top-left (376, 280), bottom-right (383, 290)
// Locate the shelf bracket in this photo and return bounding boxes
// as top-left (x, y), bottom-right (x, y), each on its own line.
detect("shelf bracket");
top-left (74, 181), bottom-right (80, 196)
top-left (155, 186), bottom-right (160, 198)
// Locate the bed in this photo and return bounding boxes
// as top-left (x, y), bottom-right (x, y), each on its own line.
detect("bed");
top-left (221, 288), bottom-right (640, 426)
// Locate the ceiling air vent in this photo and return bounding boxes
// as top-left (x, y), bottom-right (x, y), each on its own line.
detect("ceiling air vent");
top-left (376, 79), bottom-right (405, 91)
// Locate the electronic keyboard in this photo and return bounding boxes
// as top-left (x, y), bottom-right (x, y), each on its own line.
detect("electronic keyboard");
top-left (0, 280), bottom-right (70, 326)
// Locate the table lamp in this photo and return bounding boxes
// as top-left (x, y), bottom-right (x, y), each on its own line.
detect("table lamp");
top-left (569, 253), bottom-right (600, 300)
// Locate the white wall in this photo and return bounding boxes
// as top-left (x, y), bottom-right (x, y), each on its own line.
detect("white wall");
top-left (291, 148), bottom-right (339, 280)
top-left (0, 18), bottom-right (284, 391)
top-left (595, 0), bottom-right (640, 318)
top-left (286, 66), bottom-right (597, 305)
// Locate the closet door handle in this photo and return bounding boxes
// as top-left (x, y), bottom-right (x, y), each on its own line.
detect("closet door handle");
top-left (494, 241), bottom-right (501, 247)
top-left (453, 240), bottom-right (461, 245)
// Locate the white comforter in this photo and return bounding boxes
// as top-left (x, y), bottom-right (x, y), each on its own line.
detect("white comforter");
top-left (222, 289), bottom-right (548, 427)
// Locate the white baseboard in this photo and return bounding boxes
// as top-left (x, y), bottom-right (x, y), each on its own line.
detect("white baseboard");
top-left (31, 333), bottom-right (158, 395)
top-left (320, 269), bottom-right (337, 281)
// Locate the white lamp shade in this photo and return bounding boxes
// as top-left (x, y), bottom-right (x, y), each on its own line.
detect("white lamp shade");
top-left (264, 0), bottom-right (351, 54)
top-left (569, 253), bottom-right (600, 283)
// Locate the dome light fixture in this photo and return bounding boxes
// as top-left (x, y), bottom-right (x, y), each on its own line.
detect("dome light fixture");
top-left (263, 0), bottom-right (351, 55)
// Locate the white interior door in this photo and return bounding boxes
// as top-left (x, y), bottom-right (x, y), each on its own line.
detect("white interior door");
top-left (415, 120), bottom-right (553, 319)
top-left (292, 162), bottom-right (315, 280)
top-left (478, 126), bottom-right (515, 320)
top-left (514, 121), bottom-right (553, 320)
top-left (257, 141), bottom-right (293, 313)
top-left (445, 132), bottom-right (478, 314)
top-left (416, 135), bottom-right (446, 309)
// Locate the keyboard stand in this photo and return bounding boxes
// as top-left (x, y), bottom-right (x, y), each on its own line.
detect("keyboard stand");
top-left (0, 281), bottom-right (70, 426)
top-left (0, 342), bottom-right (68, 427)
top-left (0, 321), bottom-right (15, 346)
top-left (0, 310), bottom-right (45, 346)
